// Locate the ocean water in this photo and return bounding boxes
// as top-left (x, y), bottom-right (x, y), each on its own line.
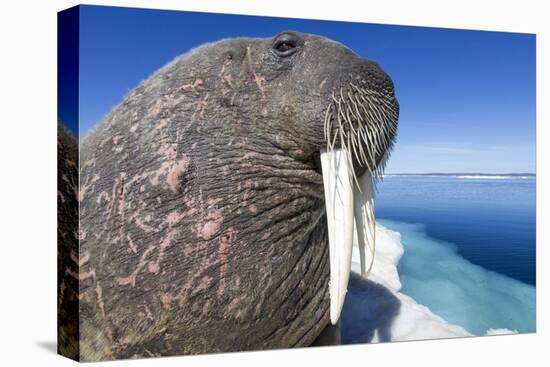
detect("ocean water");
top-left (376, 175), bottom-right (536, 335)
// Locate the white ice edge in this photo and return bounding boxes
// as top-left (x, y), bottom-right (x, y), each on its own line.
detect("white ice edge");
top-left (349, 225), bottom-right (473, 341)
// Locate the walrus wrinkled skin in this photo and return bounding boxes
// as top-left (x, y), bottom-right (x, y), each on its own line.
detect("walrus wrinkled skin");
top-left (71, 31), bottom-right (398, 361)
top-left (57, 124), bottom-right (80, 358)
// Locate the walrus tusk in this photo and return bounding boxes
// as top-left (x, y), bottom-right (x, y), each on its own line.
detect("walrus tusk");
top-left (354, 171), bottom-right (376, 277)
top-left (321, 150), bottom-right (377, 324)
top-left (320, 148), bottom-right (354, 325)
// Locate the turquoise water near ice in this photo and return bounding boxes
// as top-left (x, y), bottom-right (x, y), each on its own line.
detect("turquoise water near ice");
top-left (376, 175), bottom-right (536, 335)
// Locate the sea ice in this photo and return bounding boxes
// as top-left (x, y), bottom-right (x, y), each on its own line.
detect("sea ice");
top-left (386, 220), bottom-right (536, 335)
top-left (341, 221), bottom-right (536, 343)
top-left (342, 225), bottom-right (471, 343)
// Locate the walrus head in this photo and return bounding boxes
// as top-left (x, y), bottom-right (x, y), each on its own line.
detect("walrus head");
top-left (198, 30), bottom-right (400, 324)
top-left (78, 30), bottom-right (398, 358)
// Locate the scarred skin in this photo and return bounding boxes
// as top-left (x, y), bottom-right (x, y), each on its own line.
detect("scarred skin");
top-left (69, 31), bottom-right (398, 361)
top-left (57, 124), bottom-right (79, 359)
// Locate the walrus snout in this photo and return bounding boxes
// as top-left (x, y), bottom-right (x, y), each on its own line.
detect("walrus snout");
top-left (285, 33), bottom-right (398, 324)
top-left (262, 31), bottom-right (399, 175)
top-left (322, 60), bottom-right (399, 177)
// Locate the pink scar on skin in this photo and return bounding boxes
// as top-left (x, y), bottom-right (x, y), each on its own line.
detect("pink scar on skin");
top-left (192, 93), bottom-right (210, 119)
top-left (153, 118), bottom-right (169, 131)
top-left (82, 157), bottom-right (96, 168)
top-left (165, 210), bottom-right (186, 226)
top-left (195, 276), bottom-right (213, 293)
top-left (65, 159), bottom-right (77, 168)
top-left (96, 190), bottom-right (109, 204)
top-left (157, 143), bottom-right (177, 161)
top-left (197, 198), bottom-right (224, 240)
top-left (70, 250), bottom-right (90, 266)
top-left (117, 245), bottom-right (156, 287)
top-left (150, 148), bottom-right (185, 188)
top-left (58, 280), bottom-right (66, 313)
top-left (145, 100), bottom-right (163, 119)
top-left (134, 216), bottom-right (155, 233)
top-left (96, 282), bottom-right (106, 318)
top-left (119, 336), bottom-right (130, 347)
top-left (118, 173), bottom-right (126, 214)
top-left (66, 268), bottom-right (96, 281)
top-left (127, 234), bottom-right (137, 254)
top-left (254, 74), bottom-right (266, 95)
top-left (148, 230), bottom-right (176, 274)
top-left (166, 156), bottom-right (190, 193)
top-left (199, 220), bottom-right (221, 241)
top-left (180, 78), bottom-right (203, 90)
top-left (223, 75), bottom-right (234, 88)
top-left (78, 174), bottom-right (100, 202)
top-left (218, 228), bottom-right (236, 295)
top-left (142, 304), bottom-right (154, 321)
top-left (249, 205), bottom-right (258, 214)
top-left (147, 263), bottom-right (160, 274)
top-left (78, 229), bottom-right (87, 241)
top-left (160, 293), bottom-right (173, 310)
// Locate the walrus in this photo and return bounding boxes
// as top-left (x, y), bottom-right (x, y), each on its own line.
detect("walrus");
top-left (59, 30), bottom-right (399, 361)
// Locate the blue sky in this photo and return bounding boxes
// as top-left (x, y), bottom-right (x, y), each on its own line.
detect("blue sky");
top-left (68, 5), bottom-right (536, 173)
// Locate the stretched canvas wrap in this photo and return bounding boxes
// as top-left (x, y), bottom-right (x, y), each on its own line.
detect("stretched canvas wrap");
top-left (57, 4), bottom-right (536, 362)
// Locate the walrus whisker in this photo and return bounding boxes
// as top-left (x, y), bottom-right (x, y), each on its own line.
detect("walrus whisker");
top-left (370, 105), bottom-right (386, 129)
top-left (339, 88), bottom-right (346, 105)
top-left (324, 102), bottom-right (333, 142)
top-left (335, 95), bottom-right (346, 142)
top-left (328, 86), bottom-right (383, 176)
top-left (357, 124), bottom-right (374, 168)
top-left (329, 132), bottom-right (338, 152)
top-left (364, 116), bottom-right (382, 158)
top-left (349, 125), bottom-right (364, 170)
top-left (327, 110), bottom-right (339, 154)
top-left (346, 92), bottom-right (370, 166)
top-left (326, 115), bottom-right (337, 154)
top-left (344, 102), bottom-right (360, 147)
top-left (350, 134), bottom-right (362, 170)
top-left (343, 98), bottom-right (358, 137)
top-left (347, 92), bottom-right (364, 123)
top-left (356, 126), bottom-right (369, 166)
top-left (341, 101), bottom-right (363, 168)
top-left (346, 131), bottom-right (361, 190)
top-left (365, 109), bottom-right (387, 158)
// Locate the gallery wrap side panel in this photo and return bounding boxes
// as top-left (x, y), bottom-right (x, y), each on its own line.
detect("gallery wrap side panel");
top-left (57, 5), bottom-right (80, 362)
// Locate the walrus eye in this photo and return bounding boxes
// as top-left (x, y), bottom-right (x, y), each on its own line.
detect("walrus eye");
top-left (273, 34), bottom-right (299, 57)
top-left (275, 41), bottom-right (296, 53)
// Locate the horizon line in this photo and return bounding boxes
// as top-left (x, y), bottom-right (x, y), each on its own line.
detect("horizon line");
top-left (384, 172), bottom-right (536, 176)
